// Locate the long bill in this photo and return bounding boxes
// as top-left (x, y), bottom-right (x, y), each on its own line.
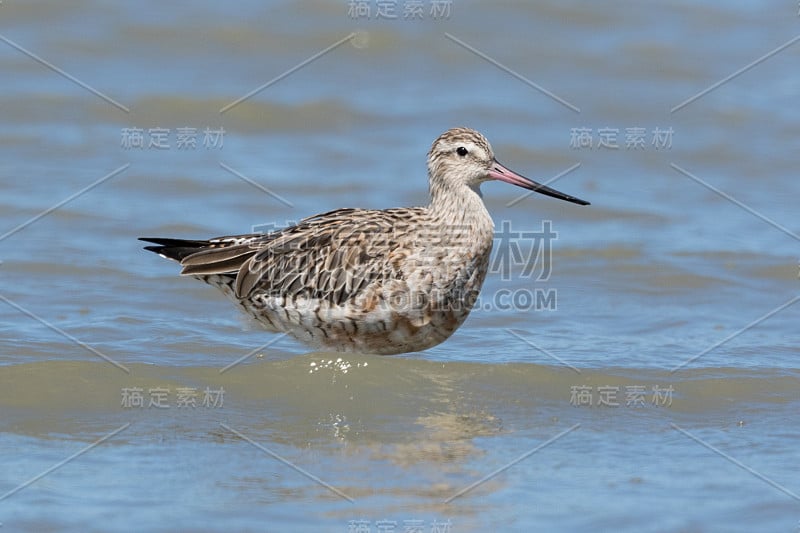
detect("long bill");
top-left (488, 159), bottom-right (590, 206)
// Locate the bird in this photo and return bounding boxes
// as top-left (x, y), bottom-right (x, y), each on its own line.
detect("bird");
top-left (140, 127), bottom-right (589, 355)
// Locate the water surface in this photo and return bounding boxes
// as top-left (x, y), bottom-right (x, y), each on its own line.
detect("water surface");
top-left (1, 1), bottom-right (799, 531)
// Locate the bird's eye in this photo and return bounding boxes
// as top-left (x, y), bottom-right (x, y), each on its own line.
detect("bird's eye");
top-left (456, 146), bottom-right (468, 157)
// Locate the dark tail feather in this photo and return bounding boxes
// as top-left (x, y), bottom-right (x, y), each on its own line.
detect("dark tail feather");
top-left (139, 237), bottom-right (210, 262)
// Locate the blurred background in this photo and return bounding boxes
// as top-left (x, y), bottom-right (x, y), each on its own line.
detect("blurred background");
top-left (0, 1), bottom-right (798, 531)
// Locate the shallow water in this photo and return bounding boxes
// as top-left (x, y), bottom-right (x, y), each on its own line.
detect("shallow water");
top-left (1, 1), bottom-right (799, 532)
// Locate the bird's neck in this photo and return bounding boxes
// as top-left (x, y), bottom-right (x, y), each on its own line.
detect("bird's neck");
top-left (428, 179), bottom-right (495, 242)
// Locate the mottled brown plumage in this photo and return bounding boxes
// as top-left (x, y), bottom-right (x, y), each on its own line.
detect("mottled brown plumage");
top-left (141, 128), bottom-right (589, 354)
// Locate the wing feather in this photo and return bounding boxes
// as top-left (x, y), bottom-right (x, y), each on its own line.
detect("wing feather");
top-left (179, 245), bottom-right (257, 275)
top-left (148, 207), bottom-right (427, 303)
top-left (231, 207), bottom-right (425, 301)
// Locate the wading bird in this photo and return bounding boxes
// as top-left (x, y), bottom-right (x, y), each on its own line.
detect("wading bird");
top-left (141, 128), bottom-right (589, 354)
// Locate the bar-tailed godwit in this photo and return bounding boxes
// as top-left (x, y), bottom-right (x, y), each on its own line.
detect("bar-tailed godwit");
top-left (141, 128), bottom-right (589, 354)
